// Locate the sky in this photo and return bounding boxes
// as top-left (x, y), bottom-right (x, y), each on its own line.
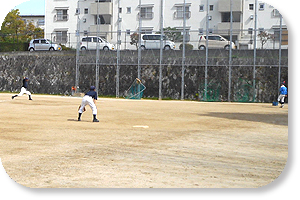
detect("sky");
top-left (0, 0), bottom-right (44, 28)
top-left (14, 0), bottom-right (45, 15)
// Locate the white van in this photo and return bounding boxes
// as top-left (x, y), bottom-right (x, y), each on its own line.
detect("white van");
top-left (198, 35), bottom-right (236, 50)
top-left (80, 36), bottom-right (115, 51)
top-left (140, 34), bottom-right (175, 50)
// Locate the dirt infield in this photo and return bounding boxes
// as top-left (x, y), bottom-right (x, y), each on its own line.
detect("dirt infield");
top-left (0, 93), bottom-right (288, 188)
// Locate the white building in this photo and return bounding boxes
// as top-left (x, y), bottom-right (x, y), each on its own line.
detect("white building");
top-left (20, 15), bottom-right (45, 30)
top-left (44, 0), bottom-right (287, 49)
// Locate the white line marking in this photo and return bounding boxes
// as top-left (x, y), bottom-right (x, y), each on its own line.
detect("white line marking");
top-left (133, 125), bottom-right (149, 129)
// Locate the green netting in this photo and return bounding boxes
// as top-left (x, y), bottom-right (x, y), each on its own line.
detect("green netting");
top-left (199, 80), bottom-right (222, 102)
top-left (124, 78), bottom-right (146, 99)
top-left (233, 79), bottom-right (253, 102)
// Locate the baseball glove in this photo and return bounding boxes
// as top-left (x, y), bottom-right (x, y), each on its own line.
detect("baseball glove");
top-left (78, 105), bottom-right (86, 112)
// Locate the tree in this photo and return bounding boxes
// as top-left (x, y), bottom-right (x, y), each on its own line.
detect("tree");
top-left (257, 31), bottom-right (272, 49)
top-left (0, 9), bottom-right (26, 42)
top-left (156, 27), bottom-right (182, 42)
top-left (0, 9), bottom-right (43, 43)
top-left (130, 32), bottom-right (139, 49)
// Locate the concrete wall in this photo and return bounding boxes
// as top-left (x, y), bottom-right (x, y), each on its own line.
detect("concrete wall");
top-left (0, 50), bottom-right (288, 102)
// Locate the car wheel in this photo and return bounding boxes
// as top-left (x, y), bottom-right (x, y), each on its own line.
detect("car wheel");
top-left (103, 46), bottom-right (109, 51)
top-left (164, 45), bottom-right (171, 50)
top-left (224, 45), bottom-right (230, 50)
top-left (81, 47), bottom-right (87, 51)
top-left (198, 45), bottom-right (206, 50)
top-left (29, 48), bottom-right (35, 52)
top-left (140, 46), bottom-right (146, 50)
top-left (49, 47), bottom-right (54, 51)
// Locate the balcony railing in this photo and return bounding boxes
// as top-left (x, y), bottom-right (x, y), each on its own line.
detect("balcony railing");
top-left (138, 12), bottom-right (154, 19)
top-left (54, 14), bottom-right (69, 22)
top-left (174, 11), bottom-right (191, 19)
top-left (90, 2), bottom-right (112, 15)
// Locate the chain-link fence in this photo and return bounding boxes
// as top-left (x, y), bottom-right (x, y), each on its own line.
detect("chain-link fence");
top-left (0, 26), bottom-right (288, 102)
top-left (71, 27), bottom-right (287, 102)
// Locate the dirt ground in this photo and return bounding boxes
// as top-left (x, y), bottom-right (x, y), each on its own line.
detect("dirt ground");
top-left (0, 93), bottom-right (288, 188)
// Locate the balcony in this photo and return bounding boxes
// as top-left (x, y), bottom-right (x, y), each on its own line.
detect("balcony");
top-left (90, 24), bottom-right (112, 34)
top-left (218, 0), bottom-right (242, 12)
top-left (217, 22), bottom-right (242, 35)
top-left (90, 2), bottom-right (112, 15)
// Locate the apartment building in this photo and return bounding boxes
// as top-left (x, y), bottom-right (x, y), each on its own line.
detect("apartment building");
top-left (21, 15), bottom-right (45, 30)
top-left (45, 0), bottom-right (287, 49)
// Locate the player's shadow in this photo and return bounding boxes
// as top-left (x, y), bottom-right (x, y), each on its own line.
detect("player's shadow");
top-left (201, 112), bottom-right (288, 126)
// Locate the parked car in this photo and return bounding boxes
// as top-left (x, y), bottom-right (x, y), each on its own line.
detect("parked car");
top-left (80, 36), bottom-right (115, 51)
top-left (140, 34), bottom-right (175, 50)
top-left (198, 35), bottom-right (236, 50)
top-left (28, 39), bottom-right (62, 51)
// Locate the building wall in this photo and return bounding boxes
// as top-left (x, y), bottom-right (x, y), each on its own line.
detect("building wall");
top-left (20, 15), bottom-right (45, 30)
top-left (44, 0), bottom-right (287, 49)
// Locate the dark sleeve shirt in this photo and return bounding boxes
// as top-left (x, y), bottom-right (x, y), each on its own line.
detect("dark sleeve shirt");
top-left (85, 90), bottom-right (98, 100)
top-left (22, 79), bottom-right (28, 88)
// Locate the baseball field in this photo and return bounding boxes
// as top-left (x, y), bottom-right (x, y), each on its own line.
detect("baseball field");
top-left (0, 93), bottom-right (288, 188)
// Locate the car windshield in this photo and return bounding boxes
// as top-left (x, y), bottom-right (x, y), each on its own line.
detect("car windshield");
top-left (47, 39), bottom-right (55, 44)
top-left (101, 38), bottom-right (108, 43)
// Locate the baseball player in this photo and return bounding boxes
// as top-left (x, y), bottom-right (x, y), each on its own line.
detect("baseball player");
top-left (78, 86), bottom-right (99, 122)
top-left (12, 77), bottom-right (33, 100)
top-left (278, 81), bottom-right (288, 108)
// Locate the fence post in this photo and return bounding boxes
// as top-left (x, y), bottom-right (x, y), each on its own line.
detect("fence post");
top-left (181, 0), bottom-right (187, 100)
top-left (159, 0), bottom-right (164, 100)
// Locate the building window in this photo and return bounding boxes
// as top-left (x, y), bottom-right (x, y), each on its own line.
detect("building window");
top-left (272, 9), bottom-right (280, 17)
top-left (119, 7), bottom-right (122, 14)
top-left (84, 8), bottom-right (89, 14)
top-left (248, 28), bottom-right (253, 35)
top-left (37, 19), bottom-right (45, 26)
top-left (140, 7), bottom-right (153, 19)
top-left (174, 5), bottom-right (191, 19)
top-left (139, 28), bottom-right (153, 34)
top-left (199, 5), bottom-right (204, 12)
top-left (54, 31), bottom-right (68, 44)
top-left (126, 29), bottom-right (131, 35)
top-left (249, 4), bottom-right (254, 10)
top-left (55, 9), bottom-right (68, 21)
top-left (259, 28), bottom-right (264, 33)
top-left (209, 5), bottom-right (214, 11)
top-left (259, 3), bottom-right (265, 10)
top-left (127, 7), bottom-right (131, 14)
top-left (221, 12), bottom-right (241, 22)
top-left (95, 15), bottom-right (110, 25)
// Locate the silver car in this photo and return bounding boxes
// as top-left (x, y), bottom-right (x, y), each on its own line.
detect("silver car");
top-left (198, 35), bottom-right (236, 50)
top-left (28, 39), bottom-right (62, 51)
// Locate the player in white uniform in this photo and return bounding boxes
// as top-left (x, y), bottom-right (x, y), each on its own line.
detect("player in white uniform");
top-left (12, 77), bottom-right (33, 100)
top-left (78, 86), bottom-right (99, 122)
